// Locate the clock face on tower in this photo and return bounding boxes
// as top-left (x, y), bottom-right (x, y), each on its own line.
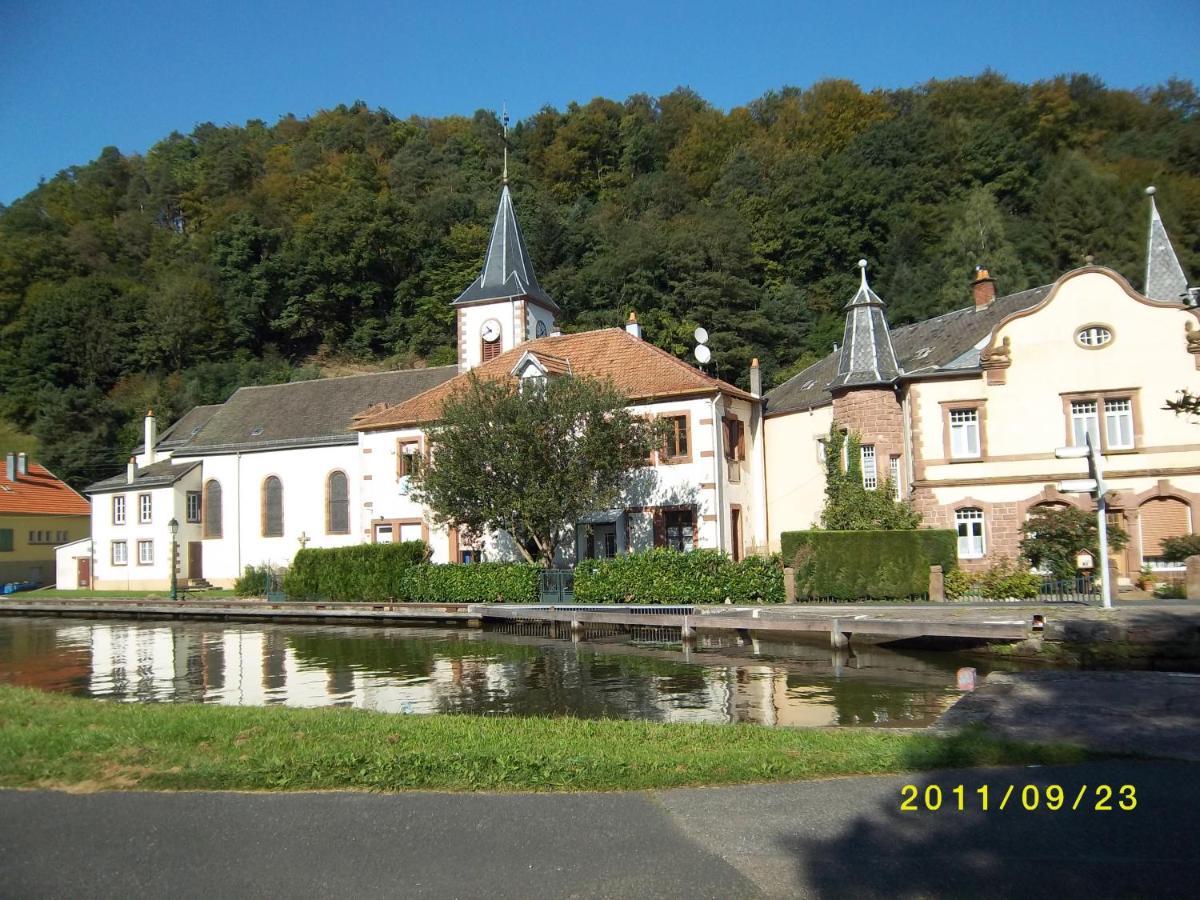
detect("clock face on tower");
top-left (536, 320), bottom-right (548, 338)
top-left (480, 319), bottom-right (501, 343)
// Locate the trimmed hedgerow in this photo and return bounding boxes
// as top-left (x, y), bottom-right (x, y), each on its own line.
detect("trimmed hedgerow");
top-left (573, 549), bottom-right (785, 604)
top-left (282, 542), bottom-right (538, 603)
top-left (782, 529), bottom-right (958, 601)
top-left (401, 562), bottom-right (539, 603)
top-left (282, 542), bottom-right (430, 601)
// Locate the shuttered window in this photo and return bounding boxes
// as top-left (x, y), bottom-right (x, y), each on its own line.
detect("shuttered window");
top-left (326, 471), bottom-right (349, 534)
top-left (1139, 498), bottom-right (1191, 559)
top-left (262, 476), bottom-right (283, 537)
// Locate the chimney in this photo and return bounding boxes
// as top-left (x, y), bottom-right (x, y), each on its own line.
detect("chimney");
top-left (126, 457), bottom-right (137, 484)
top-left (144, 408), bottom-right (157, 465)
top-left (16, 453), bottom-right (27, 477)
top-left (625, 311), bottom-right (642, 340)
top-left (972, 265), bottom-right (997, 309)
top-left (4, 453), bottom-right (14, 483)
top-left (749, 357), bottom-right (762, 398)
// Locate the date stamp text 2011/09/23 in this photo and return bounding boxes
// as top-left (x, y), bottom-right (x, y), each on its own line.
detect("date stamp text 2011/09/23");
top-left (900, 784), bottom-right (1137, 812)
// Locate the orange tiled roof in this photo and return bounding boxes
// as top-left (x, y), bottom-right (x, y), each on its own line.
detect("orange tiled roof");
top-left (354, 328), bottom-right (756, 430)
top-left (0, 461), bottom-right (91, 516)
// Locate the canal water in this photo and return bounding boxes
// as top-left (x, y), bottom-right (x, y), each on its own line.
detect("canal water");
top-left (0, 616), bottom-right (1027, 727)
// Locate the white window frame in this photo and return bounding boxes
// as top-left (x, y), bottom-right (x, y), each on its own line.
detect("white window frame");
top-left (1070, 400), bottom-right (1100, 448)
top-left (889, 455), bottom-right (901, 500)
top-left (861, 445), bottom-right (877, 490)
top-left (111, 541), bottom-right (128, 566)
top-left (955, 508), bottom-right (985, 559)
top-left (1104, 398), bottom-right (1134, 450)
top-left (138, 493), bottom-right (153, 524)
top-left (136, 540), bottom-right (153, 566)
top-left (186, 491), bottom-right (201, 524)
top-left (949, 409), bottom-right (980, 459)
top-left (112, 495), bottom-right (126, 525)
top-left (816, 437), bottom-right (827, 466)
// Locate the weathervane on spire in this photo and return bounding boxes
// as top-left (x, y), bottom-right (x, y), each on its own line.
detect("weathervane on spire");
top-left (501, 102), bottom-right (510, 184)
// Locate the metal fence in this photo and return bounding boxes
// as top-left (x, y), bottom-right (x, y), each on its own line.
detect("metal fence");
top-left (538, 570), bottom-right (575, 604)
top-left (953, 574), bottom-right (1098, 604)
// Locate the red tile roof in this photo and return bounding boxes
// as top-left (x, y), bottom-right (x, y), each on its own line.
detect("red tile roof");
top-left (0, 461), bottom-right (91, 516)
top-left (355, 328), bottom-right (756, 430)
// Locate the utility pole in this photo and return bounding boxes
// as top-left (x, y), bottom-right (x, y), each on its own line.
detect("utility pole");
top-left (1055, 432), bottom-right (1112, 609)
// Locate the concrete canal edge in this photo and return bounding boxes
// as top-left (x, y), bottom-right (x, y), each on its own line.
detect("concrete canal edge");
top-left (1, 597), bottom-right (1199, 666)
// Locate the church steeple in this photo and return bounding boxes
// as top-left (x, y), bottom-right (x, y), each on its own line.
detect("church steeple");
top-left (830, 260), bottom-right (901, 390)
top-left (452, 185), bottom-right (559, 313)
top-left (1144, 186), bottom-right (1191, 302)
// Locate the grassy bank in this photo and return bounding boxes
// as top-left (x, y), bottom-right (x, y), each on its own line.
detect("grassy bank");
top-left (0, 686), bottom-right (1091, 793)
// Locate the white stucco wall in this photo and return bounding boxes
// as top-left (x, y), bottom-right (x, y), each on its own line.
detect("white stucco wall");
top-left (763, 404), bottom-right (833, 550)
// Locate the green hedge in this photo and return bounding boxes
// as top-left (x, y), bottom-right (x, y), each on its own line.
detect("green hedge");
top-left (281, 542), bottom-right (538, 603)
top-left (283, 542), bottom-right (431, 601)
top-left (401, 562), bottom-right (539, 603)
top-left (574, 549), bottom-right (785, 604)
top-left (781, 529), bottom-right (958, 601)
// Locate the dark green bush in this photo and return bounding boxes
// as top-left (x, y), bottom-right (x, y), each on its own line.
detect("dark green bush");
top-left (573, 549), bottom-right (785, 604)
top-left (1161, 534), bottom-right (1200, 563)
top-left (282, 542), bottom-right (430, 601)
top-left (402, 562), bottom-right (539, 603)
top-left (781, 529), bottom-right (958, 600)
top-left (281, 542), bottom-right (538, 602)
top-left (234, 564), bottom-right (279, 597)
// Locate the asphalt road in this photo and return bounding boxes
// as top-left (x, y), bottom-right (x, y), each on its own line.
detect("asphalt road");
top-left (1, 760), bottom-right (1196, 899)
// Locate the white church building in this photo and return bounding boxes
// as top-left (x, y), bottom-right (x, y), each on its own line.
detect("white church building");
top-left (75, 183), bottom-right (768, 589)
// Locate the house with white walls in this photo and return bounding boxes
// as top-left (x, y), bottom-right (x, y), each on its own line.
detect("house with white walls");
top-left (73, 181), bottom-right (766, 588)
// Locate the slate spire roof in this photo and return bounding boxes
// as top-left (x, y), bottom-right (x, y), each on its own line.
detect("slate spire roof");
top-left (452, 185), bottom-right (560, 312)
top-left (829, 260), bottom-right (901, 391)
top-left (1144, 186), bottom-right (1191, 302)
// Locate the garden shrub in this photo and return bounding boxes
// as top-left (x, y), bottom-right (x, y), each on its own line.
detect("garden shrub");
top-left (234, 564), bottom-right (279, 597)
top-left (283, 542), bottom-right (430, 601)
top-left (282, 542), bottom-right (538, 602)
top-left (781, 529), bottom-right (958, 601)
top-left (1161, 534), bottom-right (1200, 563)
top-left (947, 560), bottom-right (1041, 601)
top-left (573, 549), bottom-right (785, 604)
top-left (401, 562), bottom-right (539, 603)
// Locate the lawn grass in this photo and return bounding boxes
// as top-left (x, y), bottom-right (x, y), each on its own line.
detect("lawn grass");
top-left (10, 589), bottom-right (237, 600)
top-left (0, 685), bottom-right (1092, 793)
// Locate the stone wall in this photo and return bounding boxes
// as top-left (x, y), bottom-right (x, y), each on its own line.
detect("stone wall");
top-left (830, 387), bottom-right (905, 482)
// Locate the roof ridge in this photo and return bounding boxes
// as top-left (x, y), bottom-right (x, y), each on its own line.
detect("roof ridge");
top-left (229, 365), bottom-right (460, 394)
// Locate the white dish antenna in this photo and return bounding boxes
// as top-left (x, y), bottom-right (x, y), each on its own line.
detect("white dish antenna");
top-left (694, 344), bottom-right (712, 364)
top-left (694, 327), bottom-right (709, 345)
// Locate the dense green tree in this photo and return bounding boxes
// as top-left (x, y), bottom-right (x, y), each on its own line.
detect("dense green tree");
top-left (410, 375), bottom-right (663, 567)
top-left (1019, 505), bottom-right (1129, 579)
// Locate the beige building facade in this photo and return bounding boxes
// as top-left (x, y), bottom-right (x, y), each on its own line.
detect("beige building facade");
top-left (766, 193), bottom-right (1198, 582)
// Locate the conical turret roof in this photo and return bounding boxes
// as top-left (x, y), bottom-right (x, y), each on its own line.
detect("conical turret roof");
top-left (453, 185), bottom-right (559, 312)
top-left (829, 260), bottom-right (901, 390)
top-left (1144, 186), bottom-right (1190, 302)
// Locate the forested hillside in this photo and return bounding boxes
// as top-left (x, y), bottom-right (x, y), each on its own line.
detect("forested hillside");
top-left (1, 74), bottom-right (1197, 487)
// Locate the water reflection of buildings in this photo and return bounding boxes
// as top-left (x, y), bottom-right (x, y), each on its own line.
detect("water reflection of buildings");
top-left (16, 620), bottom-right (961, 728)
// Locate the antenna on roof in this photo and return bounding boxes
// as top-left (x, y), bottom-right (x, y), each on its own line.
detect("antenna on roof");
top-left (501, 102), bottom-right (510, 185)
top-left (693, 326), bottom-right (711, 369)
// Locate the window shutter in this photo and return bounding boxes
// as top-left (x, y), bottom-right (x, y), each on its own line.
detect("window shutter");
top-left (1140, 498), bottom-right (1190, 556)
top-left (652, 508), bottom-right (666, 548)
top-left (0, 529), bottom-right (11, 552)
top-left (736, 420), bottom-right (746, 460)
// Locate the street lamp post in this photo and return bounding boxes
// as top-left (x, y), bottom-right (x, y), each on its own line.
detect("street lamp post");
top-left (1055, 432), bottom-right (1112, 609)
top-left (168, 517), bottom-right (179, 602)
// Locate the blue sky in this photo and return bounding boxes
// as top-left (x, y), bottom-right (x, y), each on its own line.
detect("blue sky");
top-left (2, 0), bottom-right (1198, 204)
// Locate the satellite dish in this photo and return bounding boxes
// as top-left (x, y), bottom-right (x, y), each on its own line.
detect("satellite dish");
top-left (694, 327), bottom-right (709, 345)
top-left (694, 345), bottom-right (712, 364)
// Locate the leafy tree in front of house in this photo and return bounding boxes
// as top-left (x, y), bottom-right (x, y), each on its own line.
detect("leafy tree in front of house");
top-left (409, 375), bottom-right (663, 568)
top-left (819, 427), bottom-right (921, 530)
top-left (1019, 504), bottom-right (1129, 579)
top-left (1161, 533), bottom-right (1200, 563)
top-left (1164, 389), bottom-right (1200, 418)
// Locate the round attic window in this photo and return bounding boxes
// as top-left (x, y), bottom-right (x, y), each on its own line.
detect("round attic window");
top-left (1075, 324), bottom-right (1113, 349)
